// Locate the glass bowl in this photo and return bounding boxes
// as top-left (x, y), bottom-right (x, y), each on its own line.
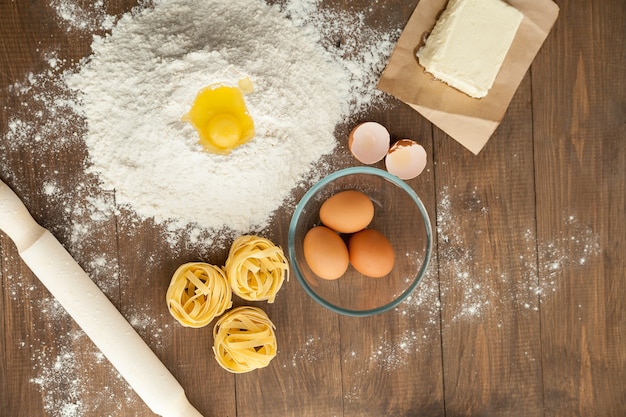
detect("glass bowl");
top-left (288, 167), bottom-right (432, 317)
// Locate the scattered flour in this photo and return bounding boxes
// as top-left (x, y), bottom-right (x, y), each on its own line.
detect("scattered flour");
top-left (278, 0), bottom-right (398, 111)
top-left (434, 185), bottom-right (602, 321)
top-left (435, 185), bottom-right (497, 320)
top-left (342, 186), bottom-right (603, 400)
top-left (538, 214), bottom-right (601, 277)
top-left (128, 308), bottom-right (170, 350)
top-left (9, 283), bottom-right (169, 417)
top-left (283, 335), bottom-right (330, 368)
top-left (19, 297), bottom-right (139, 417)
top-left (27, 339), bottom-right (138, 417)
top-left (49, 0), bottom-right (116, 32)
top-left (368, 328), bottom-right (428, 371)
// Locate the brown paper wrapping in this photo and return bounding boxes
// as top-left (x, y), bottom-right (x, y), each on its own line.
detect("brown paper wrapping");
top-left (378, 0), bottom-right (559, 154)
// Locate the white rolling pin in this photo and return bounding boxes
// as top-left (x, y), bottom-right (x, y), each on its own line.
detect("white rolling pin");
top-left (0, 179), bottom-right (203, 417)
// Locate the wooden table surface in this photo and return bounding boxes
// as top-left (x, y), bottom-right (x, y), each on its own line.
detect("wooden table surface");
top-left (1, 1), bottom-right (624, 416)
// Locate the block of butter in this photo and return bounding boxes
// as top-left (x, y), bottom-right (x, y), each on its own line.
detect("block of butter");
top-left (416, 0), bottom-right (524, 99)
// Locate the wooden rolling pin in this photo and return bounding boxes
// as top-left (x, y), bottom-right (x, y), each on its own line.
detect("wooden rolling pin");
top-left (0, 179), bottom-right (203, 417)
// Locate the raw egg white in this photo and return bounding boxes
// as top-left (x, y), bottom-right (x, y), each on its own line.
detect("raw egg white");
top-left (384, 139), bottom-right (427, 180)
top-left (319, 190), bottom-right (374, 234)
top-left (348, 229), bottom-right (395, 278)
top-left (348, 122), bottom-right (390, 164)
top-left (303, 226), bottom-right (349, 280)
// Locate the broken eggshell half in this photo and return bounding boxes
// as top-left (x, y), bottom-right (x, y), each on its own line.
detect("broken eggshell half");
top-left (348, 122), bottom-right (390, 164)
top-left (384, 139), bottom-right (427, 180)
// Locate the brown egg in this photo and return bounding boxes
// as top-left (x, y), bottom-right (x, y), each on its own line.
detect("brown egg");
top-left (348, 229), bottom-right (395, 278)
top-left (303, 226), bottom-right (349, 280)
top-left (319, 190), bottom-right (374, 234)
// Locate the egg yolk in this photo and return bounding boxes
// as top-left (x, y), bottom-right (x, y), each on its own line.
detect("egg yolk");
top-left (182, 80), bottom-right (254, 154)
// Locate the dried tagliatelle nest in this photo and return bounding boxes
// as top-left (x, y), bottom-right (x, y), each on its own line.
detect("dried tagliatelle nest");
top-left (213, 306), bottom-right (277, 373)
top-left (166, 262), bottom-right (232, 328)
top-left (225, 235), bottom-right (289, 303)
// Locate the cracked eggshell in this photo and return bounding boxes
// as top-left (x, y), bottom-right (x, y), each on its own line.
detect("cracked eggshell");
top-left (384, 140), bottom-right (427, 180)
top-left (348, 122), bottom-right (390, 164)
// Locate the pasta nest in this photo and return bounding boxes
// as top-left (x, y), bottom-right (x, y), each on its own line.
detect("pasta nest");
top-left (166, 262), bottom-right (232, 328)
top-left (213, 306), bottom-right (277, 373)
top-left (224, 235), bottom-right (289, 303)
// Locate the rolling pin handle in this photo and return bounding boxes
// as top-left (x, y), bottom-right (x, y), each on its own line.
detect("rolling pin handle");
top-left (0, 180), bottom-right (47, 252)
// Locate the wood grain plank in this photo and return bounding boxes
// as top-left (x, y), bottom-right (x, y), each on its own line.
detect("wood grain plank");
top-left (0, 99), bottom-right (96, 417)
top-left (433, 73), bottom-right (544, 416)
top-left (532, 0), bottom-right (626, 415)
top-left (115, 216), bottom-right (238, 417)
top-left (233, 210), bottom-right (343, 417)
top-left (0, 0), bottom-right (46, 90)
top-left (236, 2), bottom-right (430, 416)
top-left (1, 0), bottom-right (624, 416)
top-left (1, 248), bottom-right (48, 417)
top-left (0, 240), bottom-right (6, 416)
top-left (338, 102), bottom-right (444, 417)
top-left (1, 3), bottom-right (81, 415)
top-left (1, 1), bottom-right (170, 415)
top-left (1, 75), bottom-right (135, 417)
top-left (65, 186), bottom-right (143, 417)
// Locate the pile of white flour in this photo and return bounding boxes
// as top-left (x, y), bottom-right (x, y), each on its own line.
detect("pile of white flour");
top-left (66, 0), bottom-right (394, 235)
